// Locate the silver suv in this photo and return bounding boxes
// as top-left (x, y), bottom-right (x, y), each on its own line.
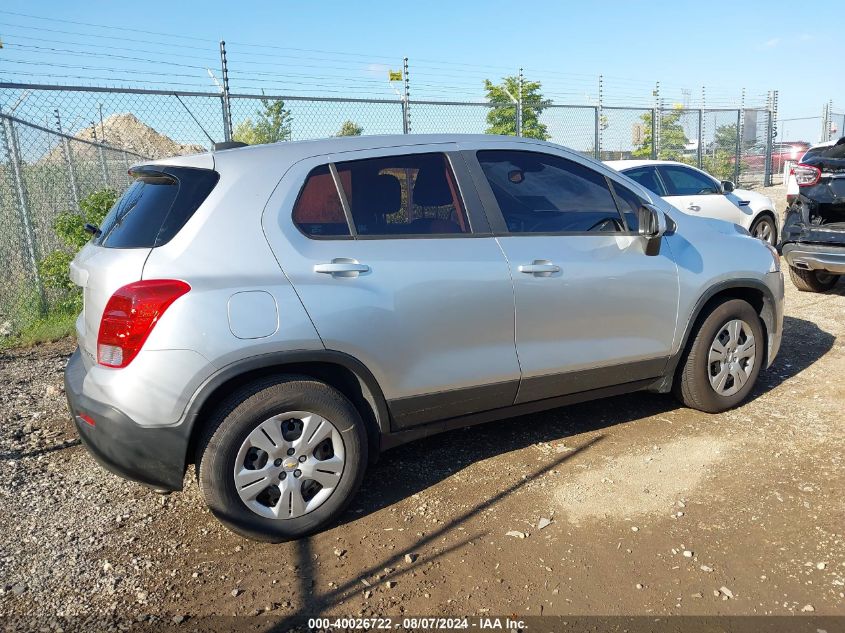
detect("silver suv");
top-left (65, 135), bottom-right (784, 541)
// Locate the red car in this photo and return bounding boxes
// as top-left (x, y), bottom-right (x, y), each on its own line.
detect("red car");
top-left (742, 141), bottom-right (811, 172)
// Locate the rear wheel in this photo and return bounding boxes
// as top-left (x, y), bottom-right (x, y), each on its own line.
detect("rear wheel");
top-left (196, 376), bottom-right (367, 542)
top-left (674, 299), bottom-right (764, 413)
top-left (787, 266), bottom-right (840, 293)
top-left (749, 214), bottom-right (777, 246)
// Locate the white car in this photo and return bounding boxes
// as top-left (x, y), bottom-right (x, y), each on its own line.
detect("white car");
top-left (606, 160), bottom-right (778, 245)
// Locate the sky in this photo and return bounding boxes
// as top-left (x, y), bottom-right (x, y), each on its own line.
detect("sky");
top-left (0, 0), bottom-right (841, 147)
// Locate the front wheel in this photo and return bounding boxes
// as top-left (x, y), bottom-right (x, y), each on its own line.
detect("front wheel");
top-left (749, 214), bottom-right (777, 246)
top-left (788, 266), bottom-right (840, 293)
top-left (674, 299), bottom-right (764, 413)
top-left (196, 376), bottom-right (367, 542)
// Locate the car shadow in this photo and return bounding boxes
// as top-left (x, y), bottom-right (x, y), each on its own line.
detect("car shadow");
top-left (347, 315), bottom-right (832, 524)
top-left (752, 314), bottom-right (836, 396)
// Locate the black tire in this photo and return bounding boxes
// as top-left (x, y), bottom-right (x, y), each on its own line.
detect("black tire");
top-left (195, 376), bottom-right (367, 542)
top-left (673, 299), bottom-right (764, 413)
top-left (787, 266), bottom-right (840, 293)
top-left (749, 214), bottom-right (777, 246)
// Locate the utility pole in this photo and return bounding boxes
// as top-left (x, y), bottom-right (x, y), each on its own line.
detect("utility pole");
top-left (595, 74), bottom-right (603, 159)
top-left (219, 40), bottom-right (233, 142)
top-left (697, 86), bottom-right (705, 169)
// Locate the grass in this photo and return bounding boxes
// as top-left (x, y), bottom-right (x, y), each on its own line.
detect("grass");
top-left (0, 310), bottom-right (77, 350)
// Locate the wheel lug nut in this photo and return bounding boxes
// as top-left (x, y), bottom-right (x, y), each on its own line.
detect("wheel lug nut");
top-left (298, 455), bottom-right (306, 463)
top-left (293, 469), bottom-right (302, 478)
top-left (274, 458), bottom-right (283, 467)
top-left (278, 472), bottom-right (287, 480)
top-left (286, 448), bottom-right (295, 456)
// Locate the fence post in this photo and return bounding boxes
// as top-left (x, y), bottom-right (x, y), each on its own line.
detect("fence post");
top-left (0, 110), bottom-right (46, 314)
top-left (402, 57), bottom-right (411, 134)
top-left (516, 68), bottom-right (523, 137)
top-left (595, 74), bottom-right (602, 159)
top-left (90, 121), bottom-right (110, 187)
top-left (219, 41), bottom-right (233, 142)
top-left (697, 108), bottom-right (703, 169)
top-left (763, 91), bottom-right (775, 187)
top-left (54, 109), bottom-right (80, 212)
top-left (652, 81), bottom-right (660, 159)
top-left (734, 108), bottom-right (742, 185)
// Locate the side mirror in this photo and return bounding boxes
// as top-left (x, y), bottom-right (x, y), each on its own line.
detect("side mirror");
top-left (721, 180), bottom-right (735, 193)
top-left (638, 204), bottom-right (667, 256)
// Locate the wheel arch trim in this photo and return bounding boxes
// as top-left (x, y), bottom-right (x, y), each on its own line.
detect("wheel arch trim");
top-left (653, 278), bottom-right (777, 392)
top-left (180, 350), bottom-right (392, 461)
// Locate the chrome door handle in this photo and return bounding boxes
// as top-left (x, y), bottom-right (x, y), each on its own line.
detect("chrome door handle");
top-left (314, 259), bottom-right (370, 277)
top-left (518, 260), bottom-right (560, 277)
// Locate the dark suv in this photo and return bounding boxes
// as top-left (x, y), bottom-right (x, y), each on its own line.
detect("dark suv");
top-left (780, 137), bottom-right (845, 292)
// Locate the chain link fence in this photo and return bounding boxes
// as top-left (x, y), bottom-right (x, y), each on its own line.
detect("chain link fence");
top-left (0, 82), bottom-right (779, 341)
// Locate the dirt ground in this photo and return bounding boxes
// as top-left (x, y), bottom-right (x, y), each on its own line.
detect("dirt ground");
top-left (1, 229), bottom-right (843, 628)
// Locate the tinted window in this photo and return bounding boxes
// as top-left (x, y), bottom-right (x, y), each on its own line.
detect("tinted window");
top-left (477, 150), bottom-right (624, 233)
top-left (802, 140), bottom-right (845, 162)
top-left (657, 165), bottom-right (719, 196)
top-left (334, 153), bottom-right (468, 236)
top-left (609, 181), bottom-right (643, 231)
top-left (95, 167), bottom-right (218, 248)
top-left (292, 165), bottom-right (350, 237)
top-left (622, 166), bottom-right (666, 196)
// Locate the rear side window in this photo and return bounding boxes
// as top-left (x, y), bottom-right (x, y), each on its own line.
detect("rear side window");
top-left (336, 153), bottom-right (469, 236)
top-left (95, 166), bottom-right (218, 248)
top-left (622, 167), bottom-right (666, 197)
top-left (292, 165), bottom-right (350, 237)
top-left (477, 150), bottom-right (625, 233)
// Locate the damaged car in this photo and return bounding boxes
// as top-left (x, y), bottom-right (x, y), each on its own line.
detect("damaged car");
top-left (781, 136), bottom-right (845, 292)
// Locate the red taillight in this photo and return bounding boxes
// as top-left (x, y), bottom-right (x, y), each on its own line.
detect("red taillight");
top-left (97, 279), bottom-right (190, 368)
top-left (793, 163), bottom-right (821, 187)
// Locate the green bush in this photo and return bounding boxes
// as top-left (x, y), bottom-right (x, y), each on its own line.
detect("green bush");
top-left (38, 188), bottom-right (117, 296)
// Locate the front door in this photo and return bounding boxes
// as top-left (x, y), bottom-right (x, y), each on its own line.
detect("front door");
top-left (262, 145), bottom-right (521, 429)
top-left (468, 146), bottom-right (680, 404)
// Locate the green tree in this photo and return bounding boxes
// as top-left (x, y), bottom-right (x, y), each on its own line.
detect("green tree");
top-left (633, 106), bottom-right (689, 160)
top-left (483, 75), bottom-right (549, 140)
top-left (336, 120), bottom-right (363, 137)
top-left (233, 97), bottom-right (292, 144)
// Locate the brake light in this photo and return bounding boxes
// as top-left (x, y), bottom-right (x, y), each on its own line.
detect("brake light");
top-left (97, 279), bottom-right (190, 368)
top-left (793, 163), bottom-right (821, 187)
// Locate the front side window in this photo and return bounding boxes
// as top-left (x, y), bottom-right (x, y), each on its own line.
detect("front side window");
top-left (337, 153), bottom-right (469, 236)
top-left (657, 165), bottom-right (719, 196)
top-left (477, 150), bottom-right (625, 233)
top-left (609, 181), bottom-right (644, 232)
top-left (622, 166), bottom-right (666, 197)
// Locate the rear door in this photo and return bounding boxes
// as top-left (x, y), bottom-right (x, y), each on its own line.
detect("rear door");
top-left (656, 164), bottom-right (740, 224)
top-left (262, 145), bottom-right (520, 430)
top-left (69, 164), bottom-right (219, 362)
top-left (467, 146), bottom-right (679, 404)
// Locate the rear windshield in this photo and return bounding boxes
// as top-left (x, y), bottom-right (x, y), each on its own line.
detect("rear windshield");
top-left (94, 166), bottom-right (219, 248)
top-left (802, 140), bottom-right (845, 162)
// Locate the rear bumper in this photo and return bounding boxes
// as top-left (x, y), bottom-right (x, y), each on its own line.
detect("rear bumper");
top-left (782, 243), bottom-right (845, 274)
top-left (64, 348), bottom-right (189, 491)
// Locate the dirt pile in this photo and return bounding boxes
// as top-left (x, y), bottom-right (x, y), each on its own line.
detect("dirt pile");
top-left (46, 113), bottom-right (205, 161)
